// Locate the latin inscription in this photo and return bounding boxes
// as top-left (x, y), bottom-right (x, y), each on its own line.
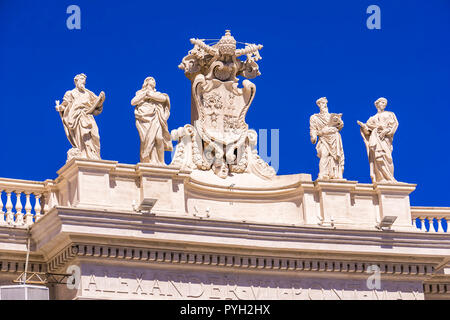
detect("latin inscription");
top-left (80, 268), bottom-right (423, 300)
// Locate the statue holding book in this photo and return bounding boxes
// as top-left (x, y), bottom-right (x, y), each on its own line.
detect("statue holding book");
top-left (55, 73), bottom-right (105, 161)
top-left (310, 97), bottom-right (345, 180)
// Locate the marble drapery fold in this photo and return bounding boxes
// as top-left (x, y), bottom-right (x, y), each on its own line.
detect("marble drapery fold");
top-left (132, 77), bottom-right (173, 165)
top-left (359, 101), bottom-right (398, 183)
top-left (56, 74), bottom-right (104, 161)
top-left (310, 98), bottom-right (344, 180)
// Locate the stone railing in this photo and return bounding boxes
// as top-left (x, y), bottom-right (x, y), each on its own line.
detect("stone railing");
top-left (0, 178), bottom-right (48, 228)
top-left (411, 207), bottom-right (449, 233)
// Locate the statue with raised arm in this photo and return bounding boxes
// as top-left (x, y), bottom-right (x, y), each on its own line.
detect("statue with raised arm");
top-left (55, 73), bottom-right (105, 161)
top-left (131, 77), bottom-right (173, 165)
top-left (357, 97), bottom-right (399, 183)
top-left (310, 97), bottom-right (345, 180)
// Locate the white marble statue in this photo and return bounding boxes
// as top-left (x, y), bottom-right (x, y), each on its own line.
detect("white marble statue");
top-left (310, 97), bottom-right (345, 180)
top-left (131, 77), bottom-right (173, 165)
top-left (173, 30), bottom-right (275, 179)
top-left (55, 73), bottom-right (105, 161)
top-left (357, 97), bottom-right (399, 183)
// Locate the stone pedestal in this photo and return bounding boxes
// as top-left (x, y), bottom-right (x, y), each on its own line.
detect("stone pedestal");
top-left (136, 164), bottom-right (184, 215)
top-left (375, 183), bottom-right (417, 231)
top-left (57, 159), bottom-right (118, 209)
top-left (315, 179), bottom-right (357, 227)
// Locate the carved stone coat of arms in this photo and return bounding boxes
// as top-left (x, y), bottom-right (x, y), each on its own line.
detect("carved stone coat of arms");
top-left (172, 30), bottom-right (275, 179)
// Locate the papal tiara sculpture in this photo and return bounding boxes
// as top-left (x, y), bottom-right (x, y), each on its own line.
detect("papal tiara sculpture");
top-left (172, 30), bottom-right (276, 179)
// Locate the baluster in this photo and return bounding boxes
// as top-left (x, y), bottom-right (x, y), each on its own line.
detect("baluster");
top-left (0, 190), bottom-right (5, 225)
top-left (430, 217), bottom-right (437, 232)
top-left (43, 194), bottom-right (49, 214)
top-left (425, 217), bottom-right (432, 232)
top-left (436, 217), bottom-right (444, 233)
top-left (413, 217), bottom-right (420, 229)
top-left (416, 217), bottom-right (423, 231)
top-left (34, 193), bottom-right (42, 222)
top-left (15, 191), bottom-right (24, 226)
top-left (419, 217), bottom-right (428, 232)
top-left (5, 191), bottom-right (14, 225)
top-left (24, 192), bottom-right (33, 226)
top-left (413, 217), bottom-right (422, 229)
top-left (431, 217), bottom-right (438, 232)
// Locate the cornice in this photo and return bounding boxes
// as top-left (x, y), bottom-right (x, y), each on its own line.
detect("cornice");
top-left (29, 206), bottom-right (450, 262)
top-left (45, 242), bottom-right (437, 283)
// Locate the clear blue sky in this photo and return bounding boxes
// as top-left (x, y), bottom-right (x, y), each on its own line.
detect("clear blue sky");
top-left (0, 0), bottom-right (449, 206)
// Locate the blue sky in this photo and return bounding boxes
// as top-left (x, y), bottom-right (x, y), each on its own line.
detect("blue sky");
top-left (0, 0), bottom-right (449, 206)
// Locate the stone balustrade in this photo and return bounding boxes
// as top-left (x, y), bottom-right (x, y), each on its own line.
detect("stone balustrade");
top-left (411, 207), bottom-right (449, 233)
top-left (0, 178), bottom-right (49, 227)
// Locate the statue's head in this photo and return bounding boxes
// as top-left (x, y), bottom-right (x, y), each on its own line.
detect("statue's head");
top-left (375, 97), bottom-right (388, 111)
top-left (217, 30), bottom-right (236, 56)
top-left (213, 161), bottom-right (229, 179)
top-left (143, 77), bottom-right (156, 90)
top-left (74, 73), bottom-right (87, 90)
top-left (316, 97), bottom-right (328, 112)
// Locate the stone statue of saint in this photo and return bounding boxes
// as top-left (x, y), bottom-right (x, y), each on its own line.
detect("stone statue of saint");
top-left (131, 77), bottom-right (173, 165)
top-left (55, 73), bottom-right (105, 161)
top-left (357, 97), bottom-right (399, 183)
top-left (310, 97), bottom-right (345, 179)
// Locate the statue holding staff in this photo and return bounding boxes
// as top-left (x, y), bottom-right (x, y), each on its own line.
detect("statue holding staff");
top-left (55, 73), bottom-right (105, 161)
top-left (357, 97), bottom-right (399, 183)
top-left (131, 77), bottom-right (173, 165)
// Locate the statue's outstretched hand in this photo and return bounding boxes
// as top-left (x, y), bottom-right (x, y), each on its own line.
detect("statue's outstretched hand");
top-left (99, 91), bottom-right (105, 102)
top-left (357, 121), bottom-right (370, 134)
top-left (55, 100), bottom-right (64, 112)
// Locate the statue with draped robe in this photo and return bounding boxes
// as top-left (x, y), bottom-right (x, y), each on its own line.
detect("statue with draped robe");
top-left (55, 73), bottom-right (105, 161)
top-left (131, 77), bottom-right (173, 165)
top-left (310, 97), bottom-right (345, 180)
top-left (357, 97), bottom-right (399, 183)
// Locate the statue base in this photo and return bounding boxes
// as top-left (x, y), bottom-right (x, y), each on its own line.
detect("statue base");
top-left (54, 159), bottom-right (417, 231)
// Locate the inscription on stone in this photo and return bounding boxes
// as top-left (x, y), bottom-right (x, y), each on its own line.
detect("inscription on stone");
top-left (80, 267), bottom-right (423, 300)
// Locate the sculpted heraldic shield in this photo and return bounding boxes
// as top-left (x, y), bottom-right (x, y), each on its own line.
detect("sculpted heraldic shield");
top-left (172, 30), bottom-right (276, 179)
top-left (193, 77), bottom-right (254, 147)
